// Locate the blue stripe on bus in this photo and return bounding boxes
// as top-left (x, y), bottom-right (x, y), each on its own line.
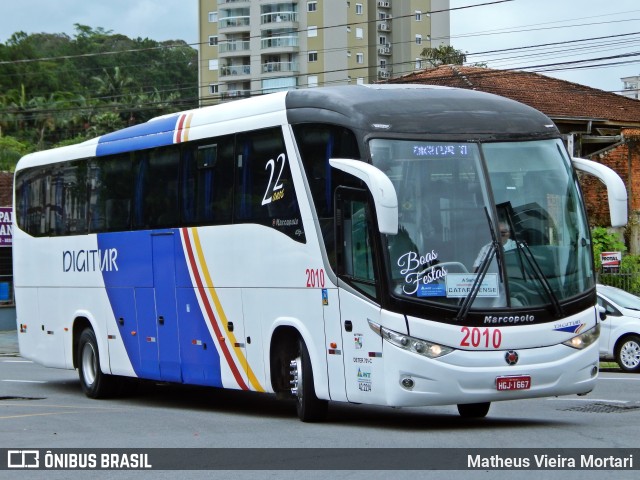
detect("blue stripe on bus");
top-left (96, 115), bottom-right (180, 157)
top-left (97, 230), bottom-right (223, 386)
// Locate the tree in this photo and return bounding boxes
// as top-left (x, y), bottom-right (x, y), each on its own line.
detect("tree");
top-left (420, 45), bottom-right (467, 67)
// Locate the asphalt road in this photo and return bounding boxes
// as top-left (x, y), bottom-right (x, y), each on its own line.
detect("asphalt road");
top-left (1, 331), bottom-right (639, 480)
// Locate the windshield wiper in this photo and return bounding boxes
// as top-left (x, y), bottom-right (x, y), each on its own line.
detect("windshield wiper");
top-left (456, 209), bottom-right (499, 322)
top-left (513, 239), bottom-right (563, 317)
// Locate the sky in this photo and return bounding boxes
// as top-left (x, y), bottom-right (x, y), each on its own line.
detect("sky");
top-left (0, 0), bottom-right (638, 93)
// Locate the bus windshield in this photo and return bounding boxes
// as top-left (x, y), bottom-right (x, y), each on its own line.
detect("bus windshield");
top-left (370, 138), bottom-right (593, 310)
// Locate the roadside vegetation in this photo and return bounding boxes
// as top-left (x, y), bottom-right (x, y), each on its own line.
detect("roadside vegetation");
top-left (0, 25), bottom-right (198, 170)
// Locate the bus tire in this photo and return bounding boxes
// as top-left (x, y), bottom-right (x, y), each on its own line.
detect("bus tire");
top-left (457, 402), bottom-right (491, 418)
top-left (77, 328), bottom-right (118, 398)
top-left (291, 339), bottom-right (328, 422)
top-left (615, 334), bottom-right (640, 373)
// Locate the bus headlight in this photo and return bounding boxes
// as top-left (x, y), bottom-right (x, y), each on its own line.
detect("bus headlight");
top-left (562, 323), bottom-right (600, 350)
top-left (368, 320), bottom-right (454, 359)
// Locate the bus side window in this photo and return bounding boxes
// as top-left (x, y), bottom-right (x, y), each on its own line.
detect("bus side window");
top-left (133, 147), bottom-right (180, 229)
top-left (89, 154), bottom-right (134, 233)
top-left (336, 188), bottom-right (378, 300)
top-left (292, 124), bottom-right (361, 268)
top-left (16, 168), bottom-right (47, 237)
top-left (182, 137), bottom-right (234, 225)
top-left (235, 127), bottom-right (305, 243)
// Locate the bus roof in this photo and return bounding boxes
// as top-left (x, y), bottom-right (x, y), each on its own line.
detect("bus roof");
top-left (284, 84), bottom-right (559, 137)
top-left (15, 85), bottom-right (559, 171)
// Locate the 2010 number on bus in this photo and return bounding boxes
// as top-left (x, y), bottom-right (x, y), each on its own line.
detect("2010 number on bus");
top-left (460, 327), bottom-right (502, 349)
top-left (305, 268), bottom-right (325, 288)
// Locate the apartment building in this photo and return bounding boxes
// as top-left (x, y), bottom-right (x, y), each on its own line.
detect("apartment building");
top-left (198, 0), bottom-right (450, 104)
top-left (620, 74), bottom-right (640, 100)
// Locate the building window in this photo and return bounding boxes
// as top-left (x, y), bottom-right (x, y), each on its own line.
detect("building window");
top-left (209, 59), bottom-right (219, 71)
top-left (355, 27), bottom-right (363, 39)
top-left (379, 36), bottom-right (386, 45)
top-left (308, 51), bottom-right (318, 62)
top-left (356, 53), bottom-right (364, 64)
top-left (308, 1), bottom-right (317, 12)
top-left (380, 60), bottom-right (386, 69)
top-left (209, 36), bottom-right (218, 46)
top-left (308, 75), bottom-right (318, 87)
top-left (356, 3), bottom-right (363, 14)
top-left (415, 34), bottom-right (422, 45)
top-left (308, 26), bottom-right (318, 37)
top-left (209, 84), bottom-right (219, 95)
top-left (347, 50), bottom-right (351, 57)
top-left (415, 10), bottom-right (422, 21)
top-left (415, 58), bottom-right (423, 69)
top-left (357, 77), bottom-right (364, 85)
top-left (208, 12), bottom-right (218, 23)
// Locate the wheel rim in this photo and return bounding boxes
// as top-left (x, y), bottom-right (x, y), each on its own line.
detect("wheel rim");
top-left (290, 356), bottom-right (302, 404)
top-left (81, 343), bottom-right (97, 387)
top-left (620, 340), bottom-right (640, 369)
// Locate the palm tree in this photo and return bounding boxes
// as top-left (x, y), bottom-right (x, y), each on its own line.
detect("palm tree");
top-left (92, 66), bottom-right (134, 103)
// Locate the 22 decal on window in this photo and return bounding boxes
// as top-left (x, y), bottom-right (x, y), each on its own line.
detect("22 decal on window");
top-left (262, 153), bottom-right (286, 206)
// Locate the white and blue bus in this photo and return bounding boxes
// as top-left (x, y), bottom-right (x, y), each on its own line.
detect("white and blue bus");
top-left (12, 85), bottom-right (627, 421)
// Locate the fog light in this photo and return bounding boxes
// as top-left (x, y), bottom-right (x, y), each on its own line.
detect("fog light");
top-left (401, 377), bottom-right (414, 389)
top-left (591, 366), bottom-right (598, 377)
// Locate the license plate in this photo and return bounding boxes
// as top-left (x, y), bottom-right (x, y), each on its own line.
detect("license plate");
top-left (496, 375), bottom-right (531, 391)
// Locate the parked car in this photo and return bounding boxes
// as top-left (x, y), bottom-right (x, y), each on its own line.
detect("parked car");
top-left (596, 284), bottom-right (640, 372)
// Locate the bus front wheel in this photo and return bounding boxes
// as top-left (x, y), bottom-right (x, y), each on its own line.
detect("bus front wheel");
top-left (290, 339), bottom-right (328, 422)
top-left (77, 328), bottom-right (118, 398)
top-left (457, 402), bottom-right (491, 418)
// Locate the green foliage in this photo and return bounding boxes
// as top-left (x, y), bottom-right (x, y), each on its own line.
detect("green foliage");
top-left (420, 45), bottom-right (467, 67)
top-left (0, 25), bottom-right (198, 151)
top-left (591, 226), bottom-right (626, 270)
top-left (0, 136), bottom-right (31, 171)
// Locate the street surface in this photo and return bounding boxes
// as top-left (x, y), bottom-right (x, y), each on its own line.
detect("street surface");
top-left (1, 331), bottom-right (639, 480)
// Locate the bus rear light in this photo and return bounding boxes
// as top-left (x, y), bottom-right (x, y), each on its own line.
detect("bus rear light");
top-left (562, 324), bottom-right (600, 350)
top-left (368, 320), bottom-right (453, 359)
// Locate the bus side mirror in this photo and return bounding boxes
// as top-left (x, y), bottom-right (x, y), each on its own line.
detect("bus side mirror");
top-left (329, 159), bottom-right (398, 235)
top-left (572, 157), bottom-right (627, 227)
top-left (597, 304), bottom-right (607, 321)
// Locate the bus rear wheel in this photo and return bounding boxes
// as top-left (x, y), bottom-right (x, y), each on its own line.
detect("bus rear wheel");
top-left (290, 339), bottom-right (328, 422)
top-left (457, 402), bottom-right (491, 418)
top-left (77, 328), bottom-right (118, 398)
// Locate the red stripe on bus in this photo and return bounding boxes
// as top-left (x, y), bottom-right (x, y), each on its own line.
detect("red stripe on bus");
top-left (175, 114), bottom-right (187, 143)
top-left (180, 228), bottom-right (249, 390)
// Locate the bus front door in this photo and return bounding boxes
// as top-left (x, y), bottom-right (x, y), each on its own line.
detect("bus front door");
top-left (336, 189), bottom-right (385, 404)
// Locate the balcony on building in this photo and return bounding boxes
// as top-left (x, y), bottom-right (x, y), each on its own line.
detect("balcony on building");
top-left (220, 82), bottom-right (252, 101)
top-left (262, 58), bottom-right (299, 74)
top-left (377, 1), bottom-right (391, 8)
top-left (378, 45), bottom-right (392, 56)
top-left (377, 22), bottom-right (391, 32)
top-left (378, 69), bottom-right (391, 79)
top-left (261, 29), bottom-right (299, 51)
top-left (217, 0), bottom-right (251, 5)
top-left (261, 10), bottom-right (299, 27)
top-left (218, 35), bottom-right (251, 56)
top-left (218, 9), bottom-right (251, 33)
top-left (220, 62), bottom-right (251, 78)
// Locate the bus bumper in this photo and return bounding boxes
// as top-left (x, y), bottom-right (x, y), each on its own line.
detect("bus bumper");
top-left (381, 340), bottom-right (599, 407)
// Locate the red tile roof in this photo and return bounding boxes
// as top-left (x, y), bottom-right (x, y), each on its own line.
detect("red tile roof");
top-left (387, 66), bottom-right (640, 125)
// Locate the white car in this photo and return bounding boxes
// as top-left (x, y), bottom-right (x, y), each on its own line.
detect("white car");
top-left (596, 284), bottom-right (640, 373)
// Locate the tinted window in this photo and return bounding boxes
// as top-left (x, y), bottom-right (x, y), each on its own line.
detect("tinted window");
top-left (182, 137), bottom-right (234, 225)
top-left (235, 127), bottom-right (305, 243)
top-left (89, 154), bottom-right (134, 232)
